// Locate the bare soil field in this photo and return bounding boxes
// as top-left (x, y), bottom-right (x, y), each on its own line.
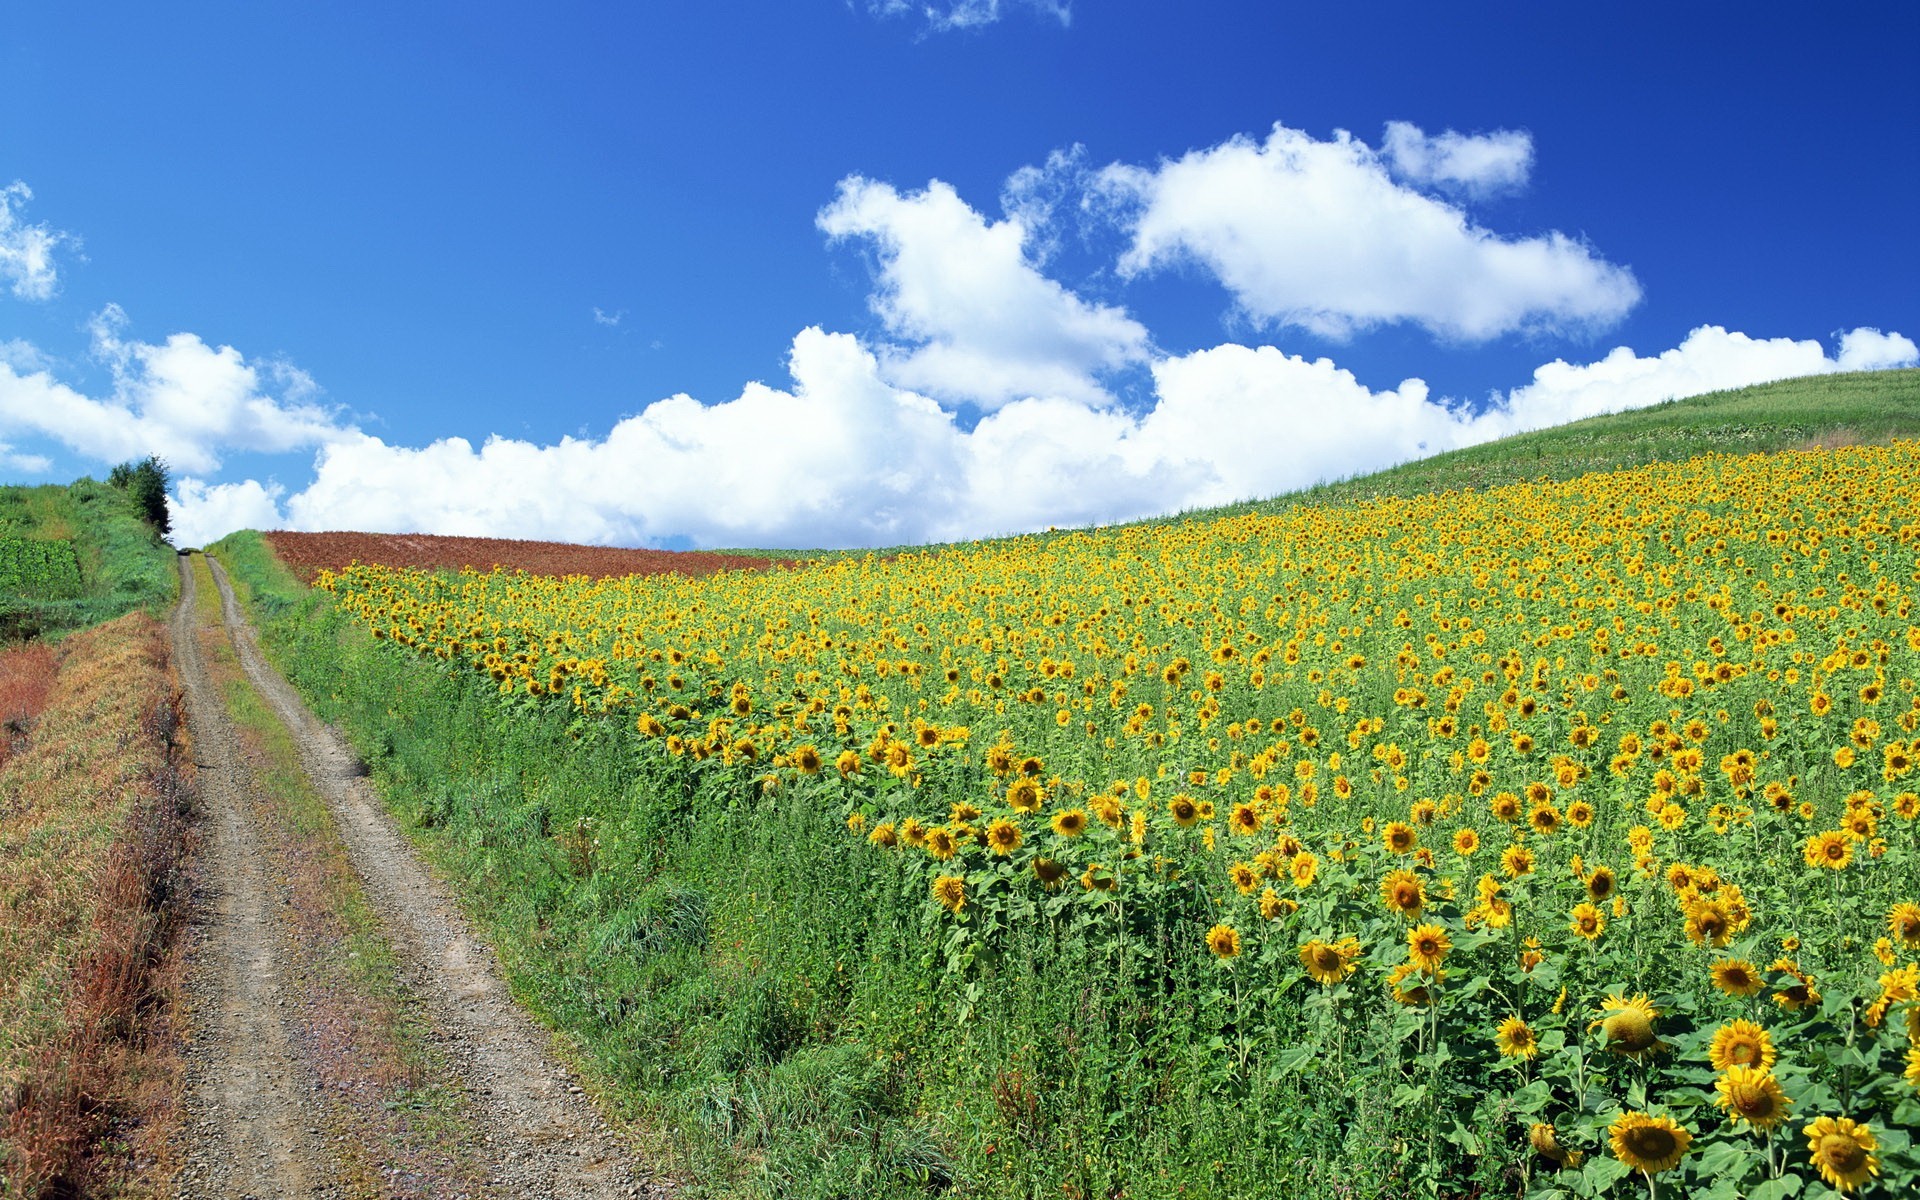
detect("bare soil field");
top-left (261, 531), bottom-right (781, 583)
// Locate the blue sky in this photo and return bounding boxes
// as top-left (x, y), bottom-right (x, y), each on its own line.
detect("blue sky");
top-left (2, 1), bottom-right (1916, 548)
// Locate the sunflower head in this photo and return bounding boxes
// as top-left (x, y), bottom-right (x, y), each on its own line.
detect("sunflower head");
top-left (1889, 901), bottom-right (1920, 949)
top-left (1586, 865), bottom-right (1616, 903)
top-left (1595, 993), bottom-right (1661, 1057)
top-left (1708, 1018), bottom-right (1776, 1071)
top-left (1051, 808), bottom-right (1088, 838)
top-left (1528, 1122), bottom-right (1582, 1168)
top-left (932, 874), bottom-right (966, 915)
top-left (1608, 1111), bottom-right (1690, 1175)
top-left (1031, 856), bottom-right (1069, 889)
top-left (1495, 1016), bottom-right (1538, 1060)
top-left (1710, 958), bottom-right (1765, 998)
top-left (1387, 961), bottom-right (1439, 1006)
top-left (1383, 821), bottom-right (1418, 854)
top-left (1406, 923), bottom-right (1451, 974)
top-left (1205, 923), bottom-right (1241, 960)
top-left (985, 818), bottom-right (1023, 856)
top-left (1803, 1116), bottom-right (1879, 1193)
top-left (1380, 868), bottom-right (1426, 917)
top-left (1715, 1066), bottom-right (1792, 1130)
top-left (1299, 936), bottom-right (1359, 985)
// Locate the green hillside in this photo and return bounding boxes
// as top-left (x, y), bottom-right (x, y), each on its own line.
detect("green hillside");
top-left (1223, 364), bottom-right (1920, 519)
top-left (0, 475), bottom-right (179, 641)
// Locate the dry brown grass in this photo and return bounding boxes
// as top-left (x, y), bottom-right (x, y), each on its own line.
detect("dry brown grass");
top-left (0, 644), bottom-right (56, 768)
top-left (0, 615), bottom-right (193, 1199)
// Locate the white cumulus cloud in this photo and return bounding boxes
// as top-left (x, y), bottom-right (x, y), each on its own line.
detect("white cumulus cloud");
top-left (1095, 122), bottom-right (1640, 341)
top-left (819, 176), bottom-right (1150, 408)
top-left (168, 477), bottom-right (288, 548)
top-left (1381, 121), bottom-right (1534, 196)
top-left (0, 305), bottom-right (355, 475)
top-left (0, 181), bottom-right (68, 301)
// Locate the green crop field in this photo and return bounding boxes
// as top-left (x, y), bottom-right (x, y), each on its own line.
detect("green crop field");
top-left (0, 538), bottom-right (83, 600)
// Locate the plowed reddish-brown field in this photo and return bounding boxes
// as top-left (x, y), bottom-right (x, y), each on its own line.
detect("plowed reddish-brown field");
top-left (263, 531), bottom-right (781, 584)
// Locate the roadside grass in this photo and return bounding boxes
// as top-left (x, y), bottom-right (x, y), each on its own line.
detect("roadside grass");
top-left (184, 553), bottom-right (489, 1196)
top-left (0, 614), bottom-right (193, 1199)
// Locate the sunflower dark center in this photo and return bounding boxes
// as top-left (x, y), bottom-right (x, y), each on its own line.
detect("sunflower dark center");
top-left (1821, 1135), bottom-right (1866, 1172)
top-left (1626, 1127), bottom-right (1676, 1158)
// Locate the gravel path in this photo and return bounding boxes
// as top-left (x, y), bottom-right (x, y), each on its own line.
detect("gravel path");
top-left (170, 554), bottom-right (666, 1198)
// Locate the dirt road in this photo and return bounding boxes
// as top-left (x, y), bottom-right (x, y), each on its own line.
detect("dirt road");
top-left (169, 553), bottom-right (662, 1198)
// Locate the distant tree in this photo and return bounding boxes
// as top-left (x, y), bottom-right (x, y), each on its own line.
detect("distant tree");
top-left (111, 456), bottom-right (172, 536)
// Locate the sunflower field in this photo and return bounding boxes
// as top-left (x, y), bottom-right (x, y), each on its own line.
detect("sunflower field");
top-left (308, 442), bottom-right (1920, 1198)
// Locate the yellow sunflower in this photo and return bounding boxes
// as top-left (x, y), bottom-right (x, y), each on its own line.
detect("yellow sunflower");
top-left (1889, 901), bottom-right (1920, 949)
top-left (1708, 1019), bottom-right (1776, 1071)
top-left (1501, 843), bottom-right (1535, 878)
top-left (1006, 777), bottom-right (1045, 814)
top-left (1259, 888), bottom-right (1296, 921)
top-left (1290, 851), bottom-right (1318, 889)
top-left (1803, 830), bottom-right (1853, 870)
top-left (1406, 923), bottom-right (1451, 974)
top-left (1608, 1111), bottom-right (1690, 1175)
top-left (1495, 1016), bottom-right (1539, 1060)
top-left (1771, 962), bottom-right (1821, 1013)
top-left (1168, 793), bottom-right (1202, 827)
top-left (1594, 993), bottom-right (1661, 1058)
top-left (1387, 961), bottom-right (1439, 1006)
top-left (1379, 868), bottom-right (1427, 918)
top-left (1585, 865), bottom-right (1617, 904)
top-left (1568, 902), bottom-right (1605, 941)
top-left (1050, 808), bottom-right (1088, 837)
top-left (1383, 821), bottom-right (1418, 854)
top-left (932, 874), bottom-right (966, 914)
top-left (1528, 1122), bottom-right (1582, 1169)
top-left (1453, 828), bottom-right (1480, 856)
top-left (1031, 857), bottom-right (1069, 889)
top-left (985, 818), bottom-right (1022, 856)
top-left (924, 825), bottom-right (960, 861)
top-left (1299, 936), bottom-right (1361, 985)
top-left (1803, 1116), bottom-right (1879, 1193)
top-left (1206, 924), bottom-right (1241, 960)
top-left (1709, 958), bottom-right (1765, 998)
top-left (1714, 1066), bottom-right (1792, 1130)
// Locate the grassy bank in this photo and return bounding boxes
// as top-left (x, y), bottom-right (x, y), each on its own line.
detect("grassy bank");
top-left (0, 615), bottom-right (194, 1198)
top-left (0, 478), bottom-right (177, 643)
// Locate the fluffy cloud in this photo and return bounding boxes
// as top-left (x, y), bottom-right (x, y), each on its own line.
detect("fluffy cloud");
top-left (865, 0), bottom-right (1070, 33)
top-left (1836, 327), bottom-right (1920, 372)
top-left (1096, 122), bottom-right (1641, 341)
top-left (0, 182), bottom-right (67, 301)
top-left (819, 176), bottom-right (1149, 408)
top-left (0, 305), bottom-right (354, 474)
top-left (1381, 121), bottom-right (1533, 196)
top-left (170, 321), bottom-right (1916, 551)
top-left (168, 477), bottom-right (287, 548)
